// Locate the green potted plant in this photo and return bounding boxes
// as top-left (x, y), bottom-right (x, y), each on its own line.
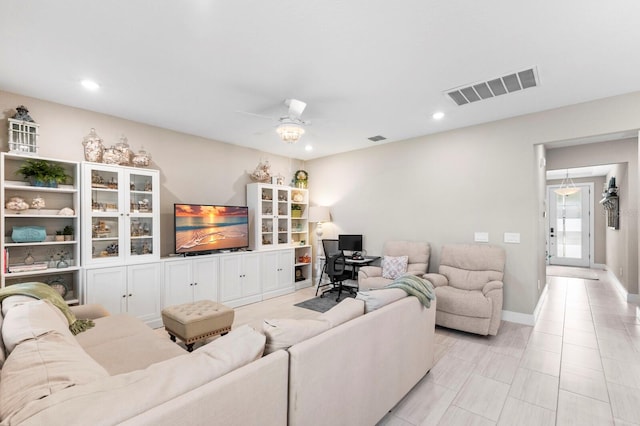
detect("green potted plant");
top-left (62, 225), bottom-right (74, 241)
top-left (16, 159), bottom-right (70, 188)
top-left (291, 204), bottom-right (303, 218)
top-left (55, 230), bottom-right (64, 241)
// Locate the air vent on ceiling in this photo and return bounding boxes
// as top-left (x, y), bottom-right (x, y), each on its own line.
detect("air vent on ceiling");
top-left (445, 67), bottom-right (539, 106)
top-left (368, 135), bottom-right (387, 142)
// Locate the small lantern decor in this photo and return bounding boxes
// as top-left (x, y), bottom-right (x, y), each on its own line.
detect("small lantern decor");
top-left (8, 105), bottom-right (39, 155)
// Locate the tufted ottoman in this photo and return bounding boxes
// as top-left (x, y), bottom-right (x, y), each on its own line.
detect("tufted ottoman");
top-left (161, 300), bottom-right (234, 352)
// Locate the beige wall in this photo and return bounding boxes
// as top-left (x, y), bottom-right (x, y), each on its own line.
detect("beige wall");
top-left (2, 88), bottom-right (639, 316)
top-left (307, 94), bottom-right (640, 315)
top-left (0, 90), bottom-right (303, 256)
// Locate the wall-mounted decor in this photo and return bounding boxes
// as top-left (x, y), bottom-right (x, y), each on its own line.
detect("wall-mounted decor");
top-left (599, 177), bottom-right (619, 230)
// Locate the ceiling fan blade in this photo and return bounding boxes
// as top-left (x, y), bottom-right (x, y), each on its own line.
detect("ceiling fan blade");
top-left (287, 99), bottom-right (307, 118)
top-left (235, 110), bottom-right (275, 120)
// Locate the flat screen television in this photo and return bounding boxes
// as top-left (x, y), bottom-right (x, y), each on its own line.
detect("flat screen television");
top-left (338, 234), bottom-right (363, 252)
top-left (174, 204), bottom-right (249, 255)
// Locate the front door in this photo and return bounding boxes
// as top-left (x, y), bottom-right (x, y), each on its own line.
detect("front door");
top-left (547, 183), bottom-right (592, 267)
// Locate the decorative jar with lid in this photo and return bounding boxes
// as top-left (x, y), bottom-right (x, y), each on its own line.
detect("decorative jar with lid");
top-left (82, 128), bottom-right (104, 163)
top-left (132, 147), bottom-right (152, 167)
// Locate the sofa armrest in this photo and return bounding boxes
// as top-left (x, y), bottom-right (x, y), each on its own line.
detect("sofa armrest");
top-left (482, 280), bottom-right (503, 296)
top-left (423, 273), bottom-right (448, 288)
top-left (69, 304), bottom-right (110, 320)
top-left (358, 265), bottom-right (382, 280)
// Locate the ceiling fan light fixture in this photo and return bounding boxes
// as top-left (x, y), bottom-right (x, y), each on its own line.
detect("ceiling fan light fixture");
top-left (276, 122), bottom-right (305, 144)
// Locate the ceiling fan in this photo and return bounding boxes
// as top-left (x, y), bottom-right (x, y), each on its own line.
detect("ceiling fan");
top-left (238, 99), bottom-right (310, 144)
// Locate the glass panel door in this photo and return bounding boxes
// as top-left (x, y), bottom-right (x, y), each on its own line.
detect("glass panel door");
top-left (89, 166), bottom-right (122, 262)
top-left (548, 184), bottom-right (591, 267)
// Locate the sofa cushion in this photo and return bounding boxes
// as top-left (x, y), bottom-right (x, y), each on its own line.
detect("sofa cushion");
top-left (75, 313), bottom-right (186, 375)
top-left (263, 318), bottom-right (331, 355)
top-left (435, 286), bottom-right (491, 318)
top-left (0, 330), bottom-right (109, 421)
top-left (356, 288), bottom-right (408, 313)
top-left (2, 299), bottom-right (72, 354)
top-left (382, 255), bottom-right (408, 279)
top-left (317, 297), bottom-right (364, 327)
top-left (3, 325), bottom-right (266, 425)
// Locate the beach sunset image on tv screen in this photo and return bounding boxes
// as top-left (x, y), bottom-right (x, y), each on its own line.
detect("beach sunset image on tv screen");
top-left (174, 204), bottom-right (249, 254)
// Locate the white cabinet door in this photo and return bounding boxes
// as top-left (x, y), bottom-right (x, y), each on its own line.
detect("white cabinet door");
top-left (126, 263), bottom-right (161, 325)
top-left (85, 266), bottom-right (127, 315)
top-left (219, 255), bottom-right (242, 302)
top-left (278, 249), bottom-right (294, 289)
top-left (241, 253), bottom-right (261, 298)
top-left (85, 263), bottom-right (161, 326)
top-left (164, 259), bottom-right (194, 307)
top-left (192, 256), bottom-right (218, 301)
top-left (261, 249), bottom-right (294, 299)
top-left (261, 251), bottom-right (280, 293)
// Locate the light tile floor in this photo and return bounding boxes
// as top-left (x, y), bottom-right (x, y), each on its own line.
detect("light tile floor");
top-left (378, 269), bottom-right (640, 426)
top-left (165, 271), bottom-right (640, 425)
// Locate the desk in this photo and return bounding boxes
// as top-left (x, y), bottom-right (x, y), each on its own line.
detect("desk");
top-left (316, 255), bottom-right (380, 294)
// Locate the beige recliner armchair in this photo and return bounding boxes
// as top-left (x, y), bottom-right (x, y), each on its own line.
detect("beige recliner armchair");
top-left (424, 244), bottom-right (505, 336)
top-left (358, 240), bottom-right (430, 290)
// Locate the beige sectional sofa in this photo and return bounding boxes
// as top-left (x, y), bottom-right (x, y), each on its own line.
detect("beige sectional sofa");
top-left (0, 291), bottom-right (436, 426)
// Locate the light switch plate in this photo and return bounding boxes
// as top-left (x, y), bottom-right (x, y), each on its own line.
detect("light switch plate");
top-left (504, 232), bottom-right (520, 243)
top-left (474, 232), bottom-right (489, 242)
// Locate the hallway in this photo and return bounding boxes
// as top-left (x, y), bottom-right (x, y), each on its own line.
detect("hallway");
top-left (380, 269), bottom-right (640, 425)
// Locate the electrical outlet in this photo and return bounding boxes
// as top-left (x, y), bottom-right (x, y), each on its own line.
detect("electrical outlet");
top-left (504, 232), bottom-right (521, 244)
top-left (537, 279), bottom-right (541, 290)
top-left (620, 267), bottom-right (623, 277)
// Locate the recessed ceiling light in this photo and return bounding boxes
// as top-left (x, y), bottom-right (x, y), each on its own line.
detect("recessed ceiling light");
top-left (81, 79), bottom-right (100, 91)
top-left (304, 144), bottom-right (313, 152)
top-left (432, 111), bottom-right (445, 120)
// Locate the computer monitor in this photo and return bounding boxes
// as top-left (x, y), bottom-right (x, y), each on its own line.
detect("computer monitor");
top-left (338, 234), bottom-right (363, 252)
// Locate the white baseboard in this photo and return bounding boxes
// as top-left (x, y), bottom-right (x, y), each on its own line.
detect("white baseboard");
top-left (606, 268), bottom-right (640, 304)
top-left (502, 310), bottom-right (535, 326)
top-left (501, 282), bottom-right (548, 327)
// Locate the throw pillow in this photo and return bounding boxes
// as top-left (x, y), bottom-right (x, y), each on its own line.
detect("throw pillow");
top-left (0, 313), bottom-right (4, 369)
top-left (382, 255), bottom-right (409, 279)
top-left (355, 288), bottom-right (408, 313)
top-left (0, 330), bottom-right (108, 421)
top-left (262, 318), bottom-right (330, 355)
top-left (317, 297), bottom-right (365, 327)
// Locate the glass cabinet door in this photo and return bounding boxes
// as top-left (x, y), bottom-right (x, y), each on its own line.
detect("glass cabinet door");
top-left (83, 163), bottom-right (160, 266)
top-left (88, 165), bottom-right (123, 262)
top-left (126, 170), bottom-right (157, 260)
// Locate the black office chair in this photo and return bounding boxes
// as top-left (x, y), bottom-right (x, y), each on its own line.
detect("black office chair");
top-left (321, 251), bottom-right (354, 302)
top-left (316, 239), bottom-right (340, 296)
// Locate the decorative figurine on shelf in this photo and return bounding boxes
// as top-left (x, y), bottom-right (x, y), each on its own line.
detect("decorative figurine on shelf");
top-left (31, 195), bottom-right (45, 213)
top-left (144, 181), bottom-right (152, 191)
top-left (47, 276), bottom-right (68, 298)
top-left (294, 170), bottom-right (308, 188)
top-left (5, 196), bottom-right (29, 213)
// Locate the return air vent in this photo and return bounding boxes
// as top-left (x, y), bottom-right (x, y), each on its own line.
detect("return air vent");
top-left (446, 67), bottom-right (539, 106)
top-left (368, 135), bottom-right (387, 142)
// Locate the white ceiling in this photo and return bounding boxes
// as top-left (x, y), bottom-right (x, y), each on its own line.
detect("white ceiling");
top-left (2, 1), bottom-right (640, 160)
